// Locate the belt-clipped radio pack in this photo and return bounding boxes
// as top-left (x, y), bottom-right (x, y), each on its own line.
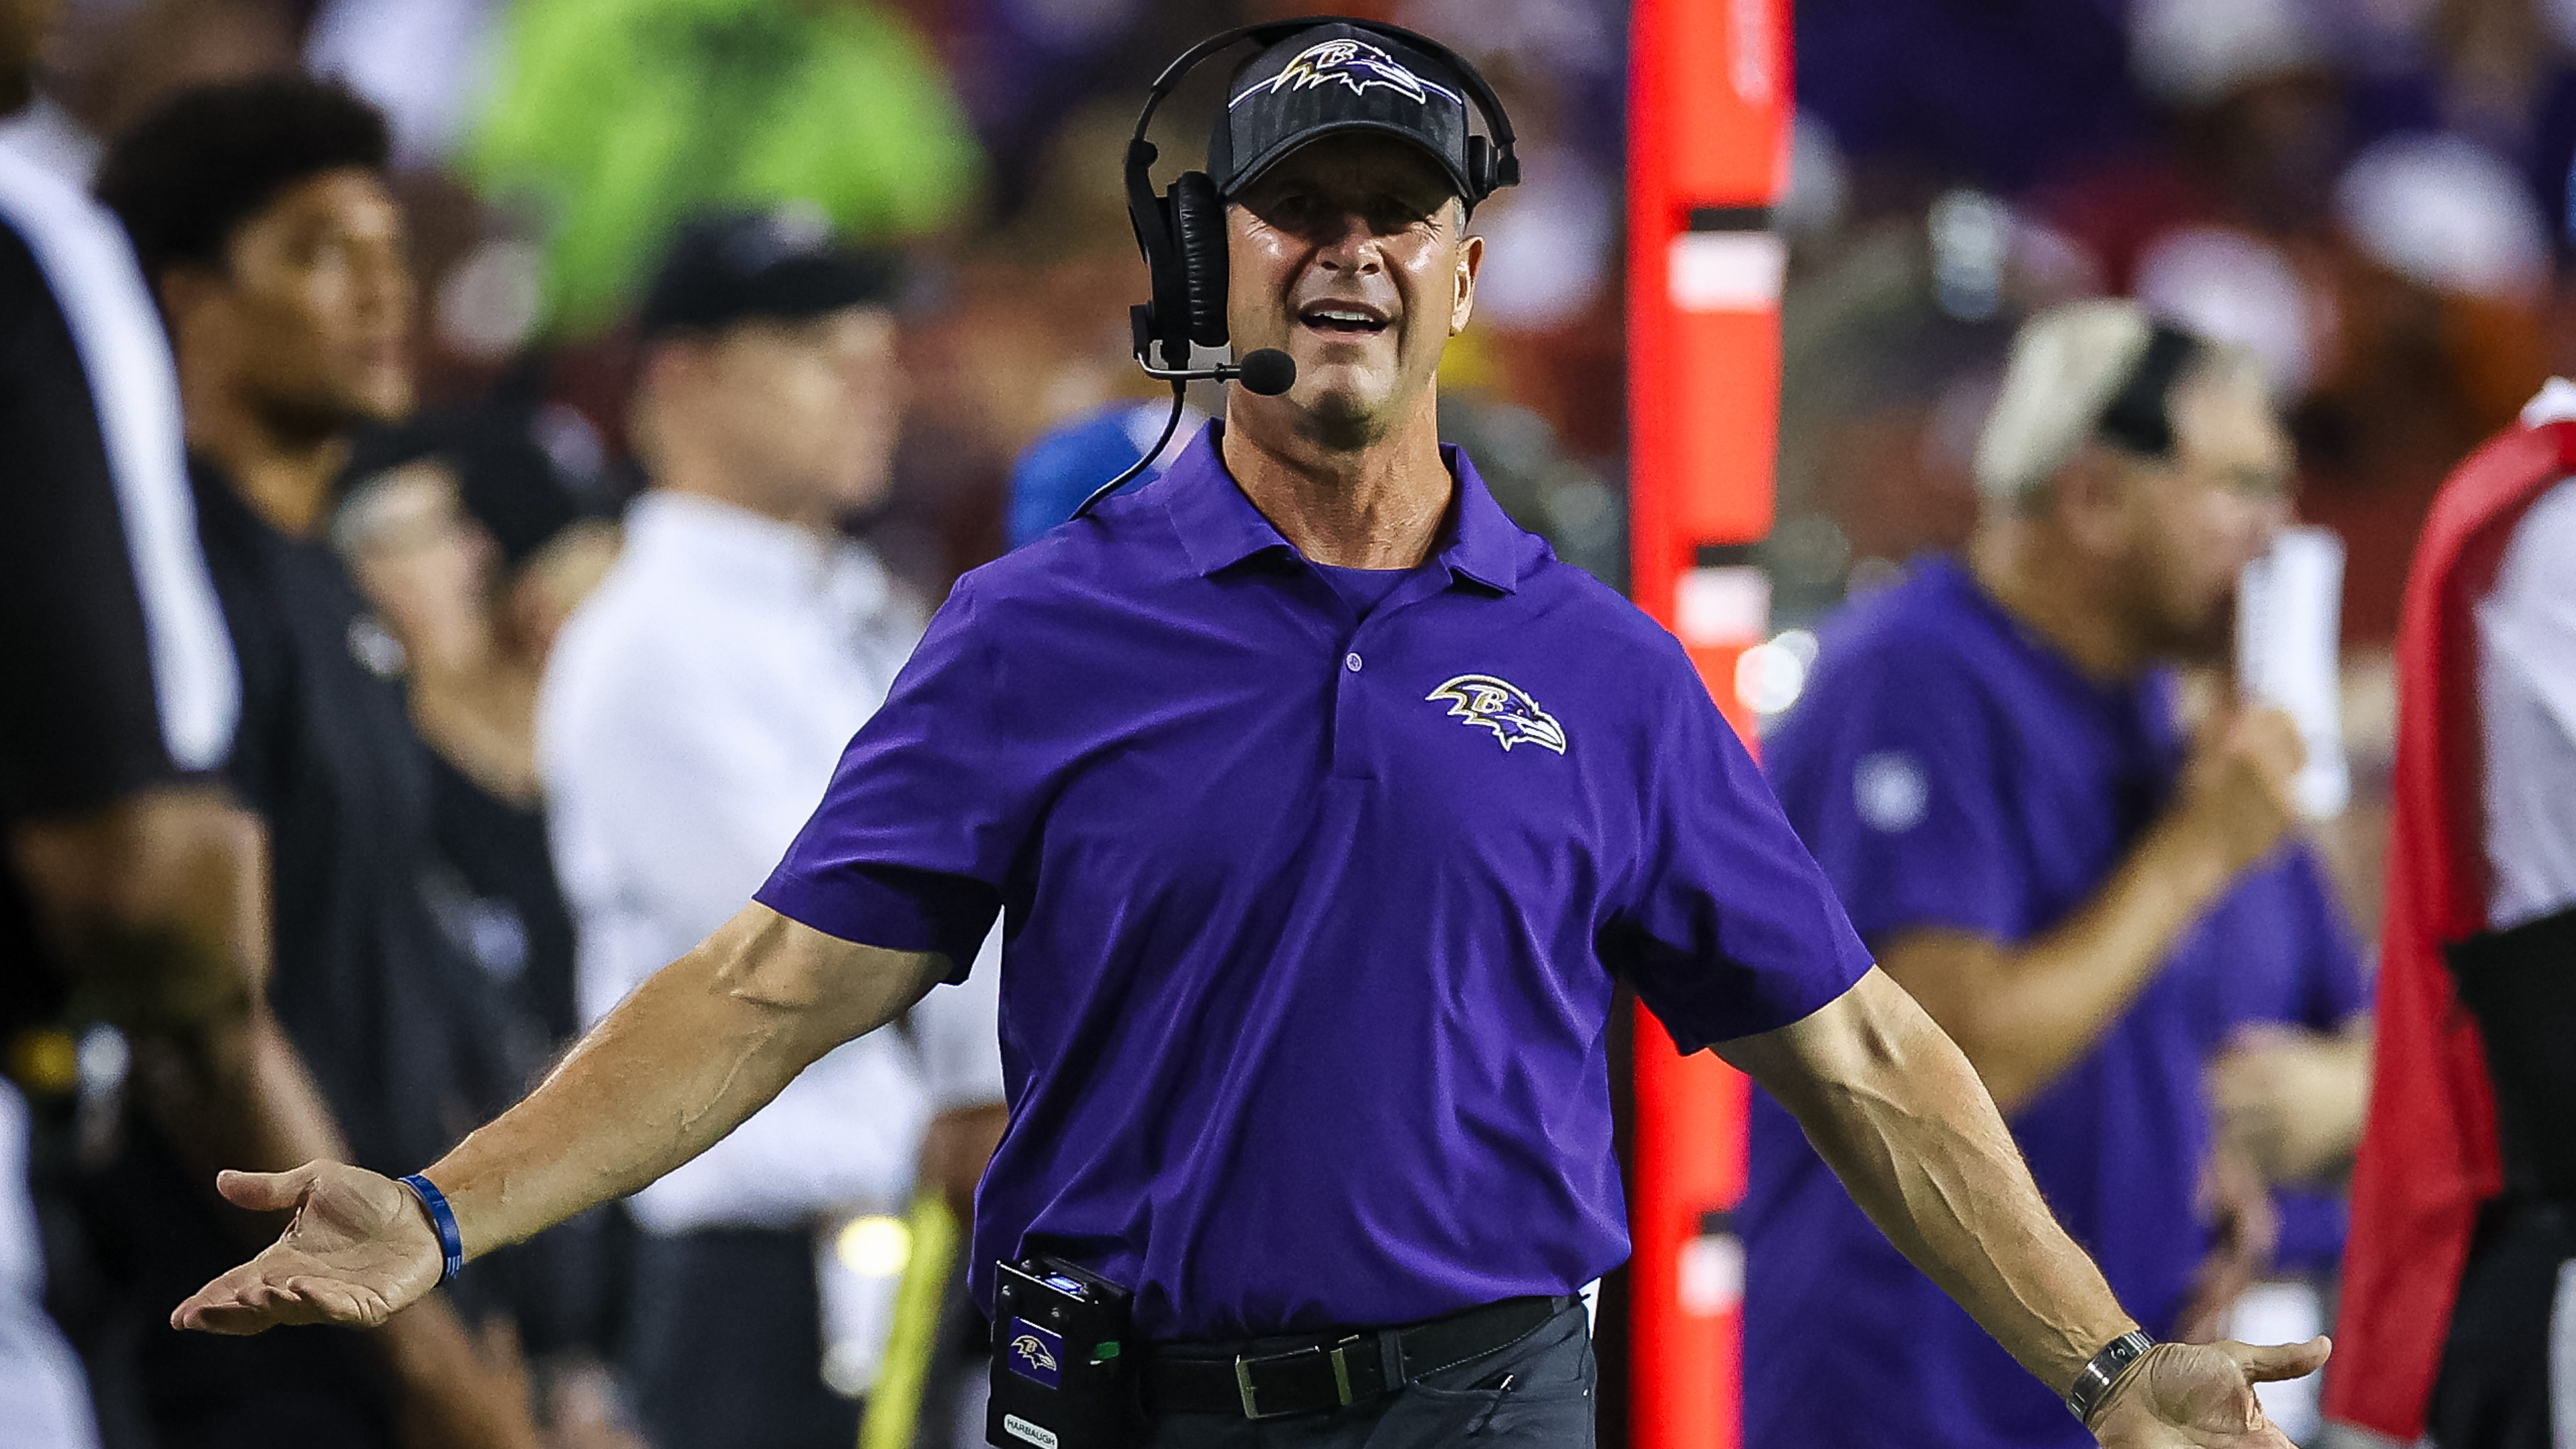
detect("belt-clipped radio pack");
top-left (988, 1257), bottom-right (1136, 1449)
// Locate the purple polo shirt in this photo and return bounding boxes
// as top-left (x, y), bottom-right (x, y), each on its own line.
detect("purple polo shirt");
top-left (757, 424), bottom-right (1873, 1341)
top-left (1743, 557), bottom-right (2366, 1449)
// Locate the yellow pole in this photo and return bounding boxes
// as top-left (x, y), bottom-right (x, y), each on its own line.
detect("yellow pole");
top-left (858, 1193), bottom-right (961, 1449)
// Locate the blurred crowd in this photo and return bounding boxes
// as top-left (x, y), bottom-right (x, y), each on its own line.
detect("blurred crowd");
top-left (1780, 0), bottom-right (2573, 644)
top-left (0, 0), bottom-right (1628, 599)
top-left (3, 0), bottom-right (2570, 1446)
top-left (1772, 0), bottom-right (2576, 923)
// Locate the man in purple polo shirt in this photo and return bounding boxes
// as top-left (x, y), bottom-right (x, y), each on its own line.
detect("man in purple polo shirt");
top-left (166, 22), bottom-right (2326, 1449)
top-left (1745, 301), bottom-right (2372, 1449)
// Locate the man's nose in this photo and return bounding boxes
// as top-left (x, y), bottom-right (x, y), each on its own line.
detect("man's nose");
top-left (1308, 210), bottom-right (1382, 273)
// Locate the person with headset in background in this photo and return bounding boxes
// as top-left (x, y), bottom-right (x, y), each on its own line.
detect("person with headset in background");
top-left (1741, 301), bottom-right (2372, 1449)
top-left (167, 20), bottom-right (2328, 1449)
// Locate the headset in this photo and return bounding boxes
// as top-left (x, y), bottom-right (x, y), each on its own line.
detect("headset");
top-left (2093, 322), bottom-right (2202, 458)
top-left (1072, 16), bottom-right (1522, 519)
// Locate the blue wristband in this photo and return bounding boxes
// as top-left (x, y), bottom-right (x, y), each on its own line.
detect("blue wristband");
top-left (398, 1173), bottom-right (466, 1283)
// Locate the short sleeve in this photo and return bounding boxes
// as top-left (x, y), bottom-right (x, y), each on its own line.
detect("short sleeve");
top-left (755, 577), bottom-right (1031, 976)
top-left (1760, 637), bottom-right (2023, 947)
top-left (0, 225), bottom-right (178, 819)
top-left (1607, 638), bottom-right (1876, 1053)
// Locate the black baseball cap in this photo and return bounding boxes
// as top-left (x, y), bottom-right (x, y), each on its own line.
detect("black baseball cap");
top-left (638, 205), bottom-right (899, 339)
top-left (1208, 21), bottom-right (1485, 207)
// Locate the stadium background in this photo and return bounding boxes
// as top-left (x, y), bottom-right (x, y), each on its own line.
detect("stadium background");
top-left (10, 0), bottom-right (2567, 1445)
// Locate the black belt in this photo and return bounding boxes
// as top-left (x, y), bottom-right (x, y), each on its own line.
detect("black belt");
top-left (1141, 1294), bottom-right (1571, 1421)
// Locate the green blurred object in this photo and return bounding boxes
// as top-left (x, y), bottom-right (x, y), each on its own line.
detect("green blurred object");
top-left (858, 1191), bottom-right (960, 1449)
top-left (469, 0), bottom-right (985, 333)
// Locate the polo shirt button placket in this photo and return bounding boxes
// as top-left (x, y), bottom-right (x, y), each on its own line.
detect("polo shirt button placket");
top-left (1329, 632), bottom-right (1373, 781)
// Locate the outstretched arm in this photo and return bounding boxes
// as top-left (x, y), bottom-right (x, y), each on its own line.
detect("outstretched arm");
top-left (173, 902), bottom-right (946, 1333)
top-left (1721, 968), bottom-right (2328, 1447)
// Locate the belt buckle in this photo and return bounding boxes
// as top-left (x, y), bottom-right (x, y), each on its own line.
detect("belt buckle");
top-left (1232, 1337), bottom-right (1363, 1419)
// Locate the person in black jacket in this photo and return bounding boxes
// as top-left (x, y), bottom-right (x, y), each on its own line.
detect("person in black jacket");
top-left (92, 76), bottom-right (556, 1449)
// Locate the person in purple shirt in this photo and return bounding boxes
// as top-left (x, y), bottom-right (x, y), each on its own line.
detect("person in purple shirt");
top-left (1746, 300), bottom-right (2374, 1449)
top-left (164, 23), bottom-right (2327, 1449)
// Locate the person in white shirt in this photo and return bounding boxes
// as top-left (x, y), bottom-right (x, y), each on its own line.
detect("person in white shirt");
top-left (2478, 388), bottom-right (2576, 934)
top-left (538, 210), bottom-right (1005, 1449)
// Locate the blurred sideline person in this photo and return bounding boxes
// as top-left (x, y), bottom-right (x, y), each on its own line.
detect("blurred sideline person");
top-left (1746, 301), bottom-right (2371, 1449)
top-left (3, 4), bottom-right (252, 1442)
top-left (6, 11), bottom-right (472, 1446)
top-left (538, 211), bottom-right (1005, 1449)
top-left (2331, 382), bottom-right (2576, 1449)
top-left (335, 448), bottom-right (606, 1045)
top-left (173, 22), bottom-right (2327, 1449)
top-left (94, 79), bottom-right (548, 1448)
top-left (333, 454), bottom-right (637, 1441)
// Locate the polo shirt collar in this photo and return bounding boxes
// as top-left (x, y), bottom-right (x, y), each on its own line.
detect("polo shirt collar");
top-left (1157, 422), bottom-right (1522, 594)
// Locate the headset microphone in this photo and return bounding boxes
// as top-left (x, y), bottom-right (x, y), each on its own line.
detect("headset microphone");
top-left (1137, 346), bottom-right (1297, 396)
top-left (1227, 348), bottom-right (1297, 396)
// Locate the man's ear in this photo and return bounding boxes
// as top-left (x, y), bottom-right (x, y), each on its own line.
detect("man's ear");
top-left (1451, 230), bottom-right (1483, 336)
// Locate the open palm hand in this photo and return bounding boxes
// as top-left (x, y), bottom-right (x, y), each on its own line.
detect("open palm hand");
top-left (170, 1161), bottom-right (445, 1335)
top-left (2091, 1338), bottom-right (2332, 1448)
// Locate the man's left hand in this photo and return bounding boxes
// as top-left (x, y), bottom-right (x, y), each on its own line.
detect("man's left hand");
top-left (2089, 1338), bottom-right (2330, 1447)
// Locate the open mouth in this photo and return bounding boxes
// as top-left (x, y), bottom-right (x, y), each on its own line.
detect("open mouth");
top-left (1297, 301), bottom-right (1391, 337)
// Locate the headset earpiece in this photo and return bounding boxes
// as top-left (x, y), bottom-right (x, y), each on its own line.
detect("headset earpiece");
top-left (1166, 172), bottom-right (1230, 349)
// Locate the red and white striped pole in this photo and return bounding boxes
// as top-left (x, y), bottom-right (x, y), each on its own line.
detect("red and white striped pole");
top-left (1625, 0), bottom-right (1789, 1446)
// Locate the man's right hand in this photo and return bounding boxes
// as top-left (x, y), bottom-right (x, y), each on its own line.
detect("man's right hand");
top-left (170, 1160), bottom-right (444, 1334)
top-left (2090, 1337), bottom-right (2332, 1447)
top-left (2170, 703), bottom-right (2305, 876)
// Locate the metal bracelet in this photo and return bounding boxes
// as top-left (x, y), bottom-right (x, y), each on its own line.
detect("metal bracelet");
top-left (2066, 1330), bottom-right (2157, 1427)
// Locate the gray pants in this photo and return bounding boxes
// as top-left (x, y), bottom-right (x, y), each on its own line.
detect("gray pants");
top-left (1141, 1304), bottom-right (1596, 1449)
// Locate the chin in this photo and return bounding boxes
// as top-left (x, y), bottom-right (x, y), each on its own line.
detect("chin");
top-left (1290, 372), bottom-right (1400, 440)
top-left (2163, 613), bottom-right (2236, 666)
